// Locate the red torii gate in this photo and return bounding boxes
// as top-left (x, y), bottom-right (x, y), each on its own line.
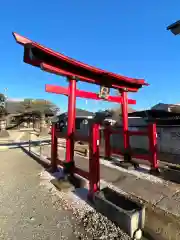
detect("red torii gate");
top-left (13, 32), bottom-right (152, 196)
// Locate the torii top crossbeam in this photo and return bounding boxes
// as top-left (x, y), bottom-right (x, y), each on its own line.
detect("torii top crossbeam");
top-left (13, 32), bottom-right (148, 92)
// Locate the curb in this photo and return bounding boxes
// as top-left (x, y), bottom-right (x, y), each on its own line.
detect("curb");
top-left (0, 146), bottom-right (9, 151)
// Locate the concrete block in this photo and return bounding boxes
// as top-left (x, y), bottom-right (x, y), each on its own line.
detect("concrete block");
top-left (162, 166), bottom-right (180, 184)
top-left (156, 191), bottom-right (180, 217)
top-left (94, 187), bottom-right (145, 238)
top-left (50, 178), bottom-right (75, 192)
top-left (118, 161), bottom-right (135, 170)
top-left (113, 178), bottom-right (174, 205)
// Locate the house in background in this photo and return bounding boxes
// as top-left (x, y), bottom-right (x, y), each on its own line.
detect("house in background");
top-left (115, 103), bottom-right (180, 127)
top-left (51, 103), bottom-right (180, 132)
top-left (52, 108), bottom-right (121, 136)
top-left (115, 116), bottom-right (147, 128)
top-left (128, 109), bottom-right (180, 126)
top-left (103, 105), bottom-right (136, 126)
top-left (1, 99), bottom-right (57, 130)
top-left (107, 106), bottom-right (147, 128)
top-left (52, 108), bottom-right (95, 133)
top-left (151, 102), bottom-right (180, 112)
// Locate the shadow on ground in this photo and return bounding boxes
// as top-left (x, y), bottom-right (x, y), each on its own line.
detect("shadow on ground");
top-left (109, 155), bottom-right (180, 185)
top-left (0, 140), bottom-right (50, 146)
top-left (20, 147), bottom-right (51, 169)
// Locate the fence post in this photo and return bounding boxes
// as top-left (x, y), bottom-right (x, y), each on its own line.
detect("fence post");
top-left (64, 78), bottom-right (76, 174)
top-left (121, 92), bottom-right (130, 149)
top-left (104, 124), bottom-right (111, 159)
top-left (28, 132), bottom-right (31, 152)
top-left (39, 138), bottom-right (42, 157)
top-left (88, 123), bottom-right (100, 200)
top-left (51, 123), bottom-right (58, 172)
top-left (148, 123), bottom-right (159, 173)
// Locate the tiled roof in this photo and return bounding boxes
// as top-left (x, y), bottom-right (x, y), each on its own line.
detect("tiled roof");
top-left (6, 101), bottom-right (23, 114)
top-left (52, 108), bottom-right (94, 123)
top-left (128, 109), bottom-right (180, 119)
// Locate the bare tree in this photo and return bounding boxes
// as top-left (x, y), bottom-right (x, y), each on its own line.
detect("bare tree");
top-left (19, 99), bottom-right (60, 115)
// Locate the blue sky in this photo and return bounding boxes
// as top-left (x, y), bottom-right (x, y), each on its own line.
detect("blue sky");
top-left (1, 1), bottom-right (180, 113)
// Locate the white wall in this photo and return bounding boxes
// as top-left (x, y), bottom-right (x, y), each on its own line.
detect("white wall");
top-left (116, 117), bottom-right (147, 127)
top-left (66, 115), bottom-right (180, 156)
top-left (158, 127), bottom-right (180, 154)
top-left (110, 126), bottom-right (149, 150)
top-left (110, 125), bottom-right (180, 155)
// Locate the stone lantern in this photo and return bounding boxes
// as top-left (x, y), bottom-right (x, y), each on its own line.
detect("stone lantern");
top-left (0, 117), bottom-right (9, 138)
top-left (39, 113), bottom-right (49, 136)
top-left (0, 94), bottom-right (9, 138)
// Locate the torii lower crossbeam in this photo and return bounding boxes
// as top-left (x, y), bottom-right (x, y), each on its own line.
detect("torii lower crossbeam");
top-left (45, 84), bottom-right (136, 104)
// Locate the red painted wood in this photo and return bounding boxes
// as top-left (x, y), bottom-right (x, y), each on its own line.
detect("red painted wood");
top-left (148, 123), bottom-right (158, 169)
top-left (45, 84), bottom-right (136, 104)
top-left (122, 92), bottom-right (130, 151)
top-left (13, 32), bottom-right (148, 92)
top-left (51, 124), bottom-right (58, 171)
top-left (89, 123), bottom-right (100, 198)
top-left (65, 78), bottom-right (76, 163)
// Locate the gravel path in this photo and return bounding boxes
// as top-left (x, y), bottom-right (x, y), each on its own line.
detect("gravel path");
top-left (0, 148), bottom-right (83, 239)
top-left (0, 148), bottom-right (130, 240)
